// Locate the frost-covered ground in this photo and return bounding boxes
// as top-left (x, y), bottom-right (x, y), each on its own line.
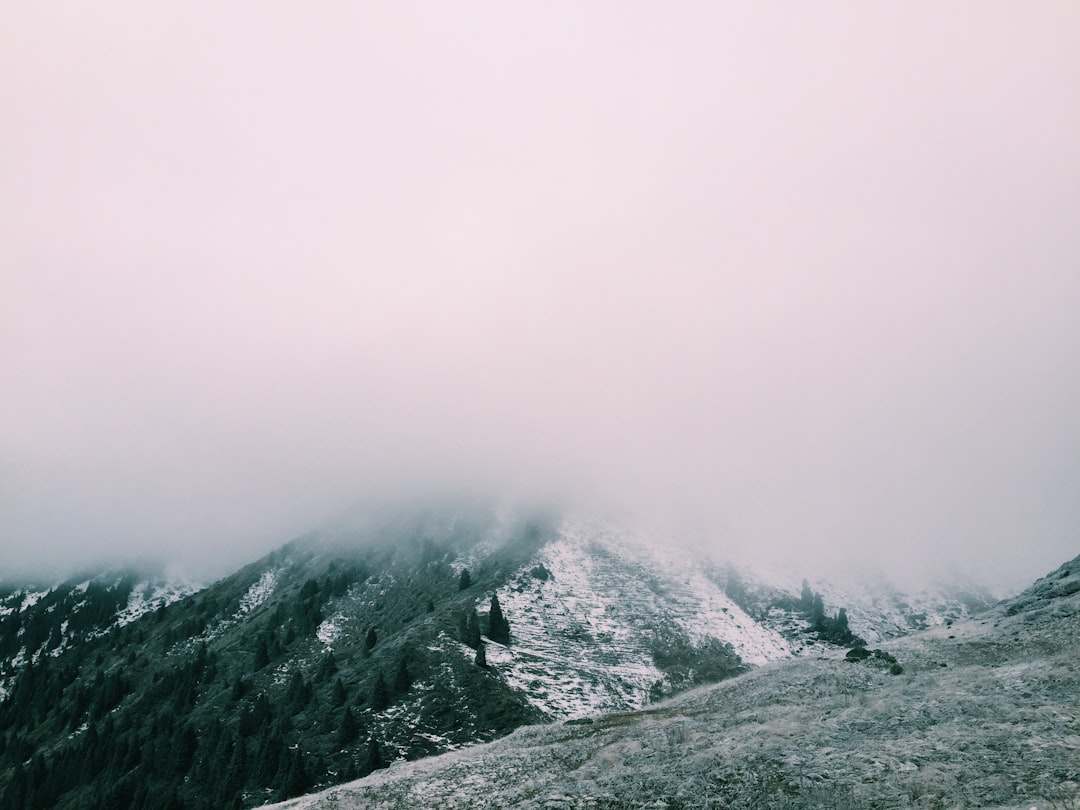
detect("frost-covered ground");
top-left (116, 569), bottom-right (203, 626)
top-left (237, 569), bottom-right (281, 616)
top-left (476, 517), bottom-right (792, 720)
top-left (262, 554), bottom-right (1080, 810)
top-left (443, 515), bottom-right (999, 724)
top-left (742, 556), bottom-right (1003, 645)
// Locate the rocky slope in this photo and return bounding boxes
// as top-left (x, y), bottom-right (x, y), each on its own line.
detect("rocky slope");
top-left (265, 554), bottom-right (1080, 810)
top-left (0, 504), bottom-right (1012, 808)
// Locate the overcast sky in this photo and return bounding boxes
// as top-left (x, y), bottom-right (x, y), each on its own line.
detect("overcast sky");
top-left (2, 3), bottom-right (1078, 584)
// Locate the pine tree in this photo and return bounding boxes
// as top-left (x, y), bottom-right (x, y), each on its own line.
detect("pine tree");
top-left (221, 733), bottom-right (247, 802)
top-left (365, 737), bottom-right (383, 773)
top-left (332, 677), bottom-right (347, 706)
top-left (393, 657), bottom-right (411, 693)
top-left (811, 593), bottom-right (826, 631)
top-left (253, 637), bottom-right (270, 670)
top-left (280, 749), bottom-right (309, 799)
top-left (286, 671), bottom-right (311, 714)
top-left (316, 651), bottom-right (338, 682)
top-left (370, 673), bottom-right (388, 712)
top-left (474, 641), bottom-right (488, 668)
top-left (461, 608), bottom-right (482, 649)
top-left (487, 593), bottom-right (510, 645)
top-left (337, 707), bottom-right (359, 746)
top-left (458, 569), bottom-right (472, 591)
top-left (800, 579), bottom-right (813, 611)
top-left (364, 627), bottom-right (377, 651)
top-left (252, 727), bottom-right (283, 787)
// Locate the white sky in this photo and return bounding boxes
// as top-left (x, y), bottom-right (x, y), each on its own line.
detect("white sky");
top-left (2, 3), bottom-right (1079, 583)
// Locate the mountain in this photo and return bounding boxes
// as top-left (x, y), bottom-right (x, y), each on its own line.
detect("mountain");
top-left (0, 567), bottom-right (202, 699)
top-left (0, 504), bottom-right (1011, 809)
top-left (265, 552), bottom-right (1080, 809)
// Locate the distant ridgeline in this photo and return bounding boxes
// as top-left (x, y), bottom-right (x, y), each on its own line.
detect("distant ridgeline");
top-left (0, 509), bottom-right (972, 810)
top-left (0, 512), bottom-right (557, 809)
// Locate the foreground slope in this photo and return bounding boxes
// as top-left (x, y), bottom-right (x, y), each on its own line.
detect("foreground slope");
top-left (266, 554), bottom-right (1080, 810)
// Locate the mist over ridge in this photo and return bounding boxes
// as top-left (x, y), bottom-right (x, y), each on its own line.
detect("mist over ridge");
top-left (2, 3), bottom-right (1078, 589)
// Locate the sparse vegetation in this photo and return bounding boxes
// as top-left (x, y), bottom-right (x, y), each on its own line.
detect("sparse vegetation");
top-left (0, 512), bottom-right (549, 809)
top-left (253, 553), bottom-right (1080, 810)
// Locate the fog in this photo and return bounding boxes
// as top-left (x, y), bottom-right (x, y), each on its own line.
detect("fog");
top-left (2, 3), bottom-right (1078, 585)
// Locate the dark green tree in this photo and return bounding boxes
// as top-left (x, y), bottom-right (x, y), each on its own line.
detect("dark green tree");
top-left (364, 627), bottom-right (378, 651)
top-left (836, 607), bottom-right (849, 632)
top-left (393, 656), bottom-right (411, 693)
top-left (468, 609), bottom-right (482, 648)
top-left (365, 737), bottom-right (383, 773)
top-left (285, 671), bottom-right (312, 714)
top-left (253, 637), bottom-right (270, 670)
top-left (475, 641), bottom-right (488, 668)
top-left (280, 748), bottom-right (310, 799)
top-left (800, 579), bottom-right (814, 611)
top-left (458, 569), bottom-right (472, 591)
top-left (337, 707), bottom-right (359, 746)
top-left (487, 593), bottom-right (510, 645)
top-left (332, 677), bottom-right (348, 706)
top-left (811, 593), bottom-right (826, 630)
top-left (370, 672), bottom-right (389, 712)
top-left (316, 651), bottom-right (338, 682)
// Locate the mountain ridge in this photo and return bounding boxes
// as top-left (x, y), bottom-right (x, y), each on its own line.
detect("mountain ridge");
top-left (263, 552), bottom-right (1080, 810)
top-left (0, 506), bottom-right (1030, 808)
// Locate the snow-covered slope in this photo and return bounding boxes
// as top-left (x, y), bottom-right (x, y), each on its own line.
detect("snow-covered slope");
top-left (451, 515), bottom-right (997, 721)
top-left (742, 557), bottom-right (1001, 645)
top-left (478, 517), bottom-right (789, 718)
top-left (260, 553), bottom-right (1080, 810)
top-left (0, 567), bottom-right (202, 682)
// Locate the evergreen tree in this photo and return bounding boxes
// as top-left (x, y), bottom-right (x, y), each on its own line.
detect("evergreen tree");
top-left (252, 727), bottom-right (283, 787)
top-left (280, 749), bottom-right (309, 799)
top-left (800, 579), bottom-right (813, 611)
top-left (221, 733), bottom-right (247, 802)
top-left (229, 675), bottom-right (248, 702)
top-left (461, 608), bottom-right (482, 649)
top-left (316, 651), bottom-right (338, 682)
top-left (253, 637), bottom-right (270, 670)
top-left (337, 707), bottom-right (359, 746)
top-left (474, 641), bottom-right (488, 668)
top-left (393, 657), bottom-right (412, 693)
top-left (458, 569), bottom-right (472, 591)
top-left (487, 593), bottom-right (510, 645)
top-left (364, 627), bottom-right (378, 651)
top-left (811, 593), bottom-right (826, 631)
top-left (370, 672), bottom-right (389, 712)
top-left (365, 737), bottom-right (383, 773)
top-left (286, 671), bottom-right (312, 714)
top-left (332, 677), bottom-right (348, 706)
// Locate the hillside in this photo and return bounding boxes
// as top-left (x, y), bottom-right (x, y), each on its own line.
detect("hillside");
top-left (0, 505), bottom-right (1009, 809)
top-left (267, 553), bottom-right (1080, 809)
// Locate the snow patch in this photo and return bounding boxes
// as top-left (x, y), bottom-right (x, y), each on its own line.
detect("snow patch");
top-left (18, 589), bottom-right (50, 611)
top-left (316, 619), bottom-right (341, 647)
top-left (487, 516), bottom-right (791, 720)
top-left (238, 570), bottom-right (280, 616)
top-left (116, 576), bottom-right (202, 627)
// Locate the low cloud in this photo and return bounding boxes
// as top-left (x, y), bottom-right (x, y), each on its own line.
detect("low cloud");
top-left (2, 3), bottom-right (1078, 585)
